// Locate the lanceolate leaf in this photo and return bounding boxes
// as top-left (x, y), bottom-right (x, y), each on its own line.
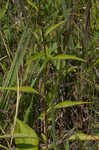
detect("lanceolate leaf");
top-left (52, 54), bottom-right (86, 62)
top-left (54, 101), bottom-right (92, 109)
top-left (69, 133), bottom-right (99, 141)
top-left (15, 118), bottom-right (39, 150)
top-left (0, 86), bottom-right (41, 96)
top-left (45, 21), bottom-right (65, 37)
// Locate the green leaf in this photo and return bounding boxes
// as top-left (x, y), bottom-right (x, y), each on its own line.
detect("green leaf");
top-left (68, 66), bottom-right (78, 73)
top-left (1, 25), bottom-right (31, 109)
top-left (0, 0), bottom-right (9, 20)
top-left (0, 134), bottom-right (35, 139)
top-left (95, 84), bottom-right (99, 91)
top-left (64, 139), bottom-right (69, 150)
top-left (93, 59), bottom-right (99, 66)
top-left (27, 0), bottom-right (38, 12)
top-left (45, 21), bottom-right (65, 37)
top-left (52, 54), bottom-right (86, 62)
top-left (62, 0), bottom-right (67, 19)
top-left (93, 123), bottom-right (99, 128)
top-left (4, 27), bottom-right (31, 88)
top-left (26, 52), bottom-right (44, 65)
top-left (0, 86), bottom-right (41, 96)
top-left (69, 133), bottom-right (99, 141)
top-left (0, 55), bottom-right (7, 61)
top-left (15, 118), bottom-right (39, 150)
top-left (0, 144), bottom-right (9, 150)
top-left (54, 101), bottom-right (92, 109)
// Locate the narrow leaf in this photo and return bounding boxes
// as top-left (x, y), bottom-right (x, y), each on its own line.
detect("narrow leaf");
top-left (0, 86), bottom-right (41, 96)
top-left (0, 134), bottom-right (36, 139)
top-left (69, 133), bottom-right (99, 141)
top-left (54, 101), bottom-right (92, 109)
top-left (45, 21), bottom-right (65, 37)
top-left (26, 52), bottom-right (44, 65)
top-left (1, 25), bottom-right (31, 109)
top-left (52, 54), bottom-right (86, 62)
top-left (0, 56), bottom-right (7, 61)
top-left (0, 144), bottom-right (9, 150)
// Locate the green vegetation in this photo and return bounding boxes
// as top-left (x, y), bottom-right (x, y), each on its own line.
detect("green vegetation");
top-left (0, 0), bottom-right (99, 149)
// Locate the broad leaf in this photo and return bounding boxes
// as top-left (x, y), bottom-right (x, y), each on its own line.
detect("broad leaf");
top-left (15, 119), bottom-right (39, 150)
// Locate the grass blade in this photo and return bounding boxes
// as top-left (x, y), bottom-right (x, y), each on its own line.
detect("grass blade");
top-left (1, 25), bottom-right (31, 109)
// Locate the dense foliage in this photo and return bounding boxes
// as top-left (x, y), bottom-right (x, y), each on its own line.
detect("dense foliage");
top-left (0, 0), bottom-right (99, 150)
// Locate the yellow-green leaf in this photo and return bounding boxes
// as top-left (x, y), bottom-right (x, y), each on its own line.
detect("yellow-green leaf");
top-left (54, 101), bottom-right (92, 109)
top-left (0, 86), bottom-right (40, 96)
top-left (26, 52), bottom-right (44, 65)
top-left (93, 59), bottom-right (99, 67)
top-left (69, 133), bottom-right (99, 141)
top-left (45, 21), bottom-right (65, 37)
top-left (15, 118), bottom-right (39, 150)
top-left (0, 0), bottom-right (9, 20)
top-left (27, 0), bottom-right (38, 12)
top-left (0, 134), bottom-right (35, 139)
top-left (52, 54), bottom-right (86, 62)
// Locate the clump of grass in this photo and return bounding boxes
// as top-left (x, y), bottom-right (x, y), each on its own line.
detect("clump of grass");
top-left (0, 0), bottom-right (99, 150)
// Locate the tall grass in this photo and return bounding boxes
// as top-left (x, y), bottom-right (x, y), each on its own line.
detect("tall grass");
top-left (0, 0), bottom-right (99, 149)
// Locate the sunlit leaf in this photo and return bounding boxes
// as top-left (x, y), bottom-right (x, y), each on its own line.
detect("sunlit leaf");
top-left (15, 118), bottom-right (39, 150)
top-left (69, 133), bottom-right (99, 141)
top-left (54, 101), bottom-right (92, 109)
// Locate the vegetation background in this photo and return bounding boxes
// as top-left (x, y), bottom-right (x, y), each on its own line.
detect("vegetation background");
top-left (0, 0), bottom-right (99, 150)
